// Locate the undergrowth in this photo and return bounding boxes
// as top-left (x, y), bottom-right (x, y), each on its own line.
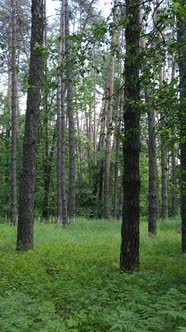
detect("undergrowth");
top-left (0, 217), bottom-right (185, 331)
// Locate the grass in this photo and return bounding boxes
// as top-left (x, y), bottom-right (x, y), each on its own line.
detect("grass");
top-left (0, 217), bottom-right (186, 331)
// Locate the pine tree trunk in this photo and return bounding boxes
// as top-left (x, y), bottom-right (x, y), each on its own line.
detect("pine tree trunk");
top-left (10, 0), bottom-right (17, 225)
top-left (171, 152), bottom-right (177, 218)
top-left (104, 0), bottom-right (118, 219)
top-left (177, 9), bottom-right (186, 252)
top-left (146, 91), bottom-right (158, 234)
top-left (42, 0), bottom-right (50, 219)
top-left (120, 0), bottom-right (140, 272)
top-left (170, 60), bottom-right (177, 218)
top-left (96, 109), bottom-right (106, 218)
top-left (57, 0), bottom-right (67, 224)
top-left (65, 0), bottom-right (76, 219)
top-left (113, 90), bottom-right (122, 219)
top-left (17, 0), bottom-right (44, 250)
top-left (161, 134), bottom-right (168, 220)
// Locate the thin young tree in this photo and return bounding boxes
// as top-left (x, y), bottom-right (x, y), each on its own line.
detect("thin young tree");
top-left (17, 0), bottom-right (44, 250)
top-left (120, 0), bottom-right (141, 272)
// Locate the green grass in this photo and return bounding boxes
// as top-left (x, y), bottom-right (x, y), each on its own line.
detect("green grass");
top-left (0, 217), bottom-right (186, 331)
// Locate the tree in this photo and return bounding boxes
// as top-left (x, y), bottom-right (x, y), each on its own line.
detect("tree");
top-left (65, 0), bottom-right (76, 219)
top-left (10, 0), bottom-right (17, 225)
top-left (57, 0), bottom-right (68, 224)
top-left (120, 0), bottom-right (140, 272)
top-left (177, 1), bottom-right (186, 253)
top-left (16, 0), bottom-right (44, 250)
top-left (104, 0), bottom-right (118, 219)
top-left (146, 91), bottom-right (158, 234)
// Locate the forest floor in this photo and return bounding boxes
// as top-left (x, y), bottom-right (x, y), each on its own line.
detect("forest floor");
top-left (0, 217), bottom-right (186, 332)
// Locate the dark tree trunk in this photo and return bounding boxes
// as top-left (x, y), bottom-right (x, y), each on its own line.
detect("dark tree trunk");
top-left (170, 61), bottom-right (177, 218)
top-left (65, 0), bottom-right (76, 219)
top-left (16, 0), bottom-right (44, 250)
top-left (171, 152), bottom-right (177, 218)
top-left (181, 143), bottom-right (186, 252)
top-left (120, 0), bottom-right (140, 272)
top-left (42, 0), bottom-right (50, 219)
top-left (146, 91), bottom-right (158, 234)
top-left (177, 8), bottom-right (186, 252)
top-left (161, 134), bottom-right (168, 220)
top-left (10, 0), bottom-right (17, 225)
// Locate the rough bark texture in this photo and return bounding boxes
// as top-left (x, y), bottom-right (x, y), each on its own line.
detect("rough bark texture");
top-left (181, 143), bottom-right (186, 252)
top-left (161, 135), bottom-right (168, 220)
top-left (120, 0), bottom-right (140, 272)
top-left (57, 0), bottom-right (68, 224)
top-left (177, 8), bottom-right (186, 253)
top-left (65, 0), bottom-right (76, 219)
top-left (171, 152), bottom-right (177, 218)
top-left (17, 0), bottom-right (43, 250)
top-left (146, 92), bottom-right (158, 235)
top-left (11, 0), bottom-right (17, 225)
top-left (170, 62), bottom-right (177, 218)
top-left (42, 0), bottom-right (50, 219)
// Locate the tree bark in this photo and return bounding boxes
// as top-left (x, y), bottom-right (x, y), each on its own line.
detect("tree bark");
top-left (146, 91), bottom-right (158, 234)
top-left (171, 152), bottom-right (177, 218)
top-left (177, 7), bottom-right (186, 252)
top-left (113, 89), bottom-right (122, 219)
top-left (104, 0), bottom-right (118, 219)
top-left (65, 0), bottom-right (76, 219)
top-left (120, 0), bottom-right (140, 272)
top-left (17, 0), bottom-right (44, 250)
top-left (161, 132), bottom-right (168, 220)
top-left (57, 0), bottom-right (68, 224)
top-left (10, 0), bottom-right (17, 225)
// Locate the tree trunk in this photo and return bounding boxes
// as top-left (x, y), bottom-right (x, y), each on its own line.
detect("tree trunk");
top-left (65, 0), bottom-right (76, 219)
top-left (113, 89), bottom-right (122, 219)
top-left (146, 91), bottom-right (158, 234)
top-left (161, 133), bottom-right (168, 220)
top-left (120, 0), bottom-right (140, 272)
top-left (170, 60), bottom-right (177, 218)
top-left (104, 0), bottom-right (118, 219)
top-left (171, 152), bottom-right (177, 218)
top-left (17, 0), bottom-right (44, 250)
top-left (57, 0), bottom-right (68, 224)
top-left (10, 0), bottom-right (17, 225)
top-left (43, 127), bottom-right (56, 219)
top-left (177, 7), bottom-right (186, 252)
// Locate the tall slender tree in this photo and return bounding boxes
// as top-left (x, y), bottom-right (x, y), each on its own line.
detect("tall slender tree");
top-left (10, 0), bottom-right (17, 225)
top-left (57, 0), bottom-right (68, 224)
top-left (120, 0), bottom-right (141, 272)
top-left (17, 0), bottom-right (44, 250)
top-left (65, 0), bottom-right (76, 219)
top-left (146, 91), bottom-right (158, 234)
top-left (177, 2), bottom-right (186, 252)
top-left (104, 0), bottom-right (118, 219)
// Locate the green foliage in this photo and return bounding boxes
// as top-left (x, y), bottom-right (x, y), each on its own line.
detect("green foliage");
top-left (0, 218), bottom-right (186, 331)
